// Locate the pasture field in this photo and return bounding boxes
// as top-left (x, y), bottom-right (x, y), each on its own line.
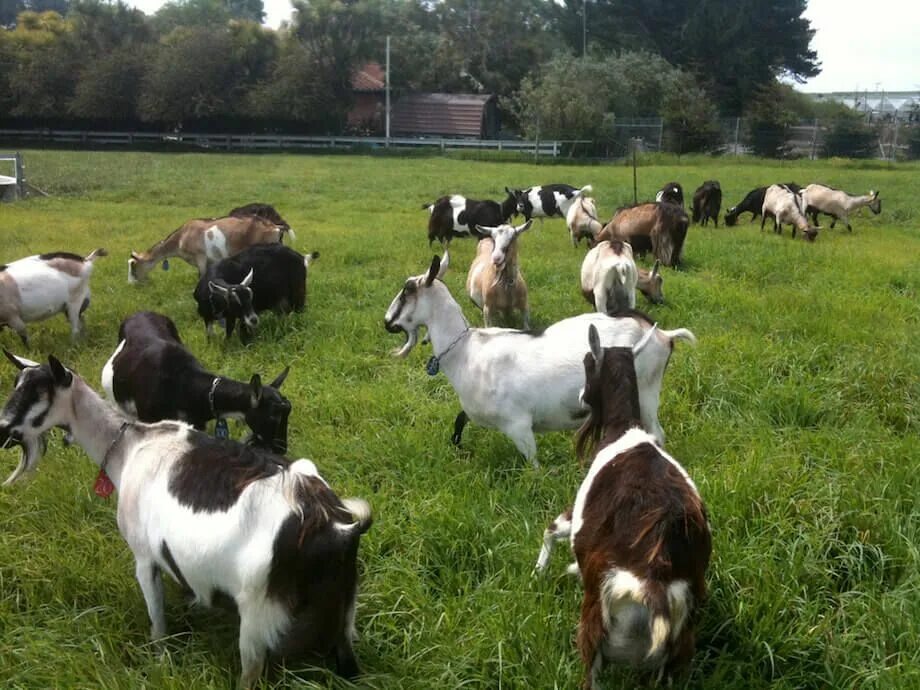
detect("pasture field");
top-left (0, 150), bottom-right (918, 690)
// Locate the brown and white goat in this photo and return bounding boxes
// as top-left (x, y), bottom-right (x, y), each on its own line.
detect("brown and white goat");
top-left (636, 260), bottom-right (664, 305)
top-left (128, 215), bottom-right (289, 283)
top-left (0, 353), bottom-right (372, 688)
top-left (466, 220), bottom-right (532, 328)
top-left (580, 240), bottom-right (638, 315)
top-left (598, 203), bottom-right (689, 267)
top-left (0, 249), bottom-right (107, 346)
top-left (566, 196), bottom-right (604, 247)
top-left (761, 184), bottom-right (818, 240)
top-left (535, 325), bottom-right (711, 688)
top-left (800, 184), bottom-right (880, 231)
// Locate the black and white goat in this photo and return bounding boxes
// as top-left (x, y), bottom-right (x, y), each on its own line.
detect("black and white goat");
top-left (384, 254), bottom-right (696, 466)
top-left (0, 352), bottom-right (372, 688)
top-left (0, 249), bottom-right (107, 346)
top-left (509, 184), bottom-right (593, 223)
top-left (193, 244), bottom-right (320, 342)
top-left (102, 311), bottom-right (291, 453)
top-left (423, 193), bottom-right (516, 246)
top-left (655, 182), bottom-right (684, 207)
top-left (535, 325), bottom-right (711, 688)
top-left (800, 184), bottom-right (881, 231)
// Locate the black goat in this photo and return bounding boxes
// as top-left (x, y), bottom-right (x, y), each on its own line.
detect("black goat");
top-left (692, 181), bottom-right (722, 226)
top-left (102, 311), bottom-right (292, 453)
top-left (193, 244), bottom-right (319, 342)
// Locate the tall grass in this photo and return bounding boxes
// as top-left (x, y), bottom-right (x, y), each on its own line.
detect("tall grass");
top-left (0, 151), bottom-right (918, 689)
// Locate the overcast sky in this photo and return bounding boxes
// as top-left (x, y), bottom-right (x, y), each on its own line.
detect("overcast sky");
top-left (128, 0), bottom-right (918, 94)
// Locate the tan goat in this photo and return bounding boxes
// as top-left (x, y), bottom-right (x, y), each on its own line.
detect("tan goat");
top-left (466, 220), bottom-right (532, 328)
top-left (566, 196), bottom-right (604, 247)
top-left (580, 240), bottom-right (638, 315)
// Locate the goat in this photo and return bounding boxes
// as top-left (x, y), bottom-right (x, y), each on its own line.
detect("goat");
top-left (760, 184), bottom-right (818, 240)
top-left (655, 182), bottom-right (684, 207)
top-left (691, 181), bottom-right (722, 226)
top-left (466, 221), bottom-right (532, 328)
top-left (566, 195), bottom-right (605, 247)
top-left (101, 311), bottom-right (292, 453)
top-left (423, 193), bottom-right (516, 246)
top-left (508, 184), bottom-right (593, 223)
top-left (637, 261), bottom-right (664, 305)
top-left (227, 202), bottom-right (293, 233)
top-left (193, 244), bottom-right (320, 342)
top-left (0, 248), bottom-right (107, 346)
top-left (580, 240), bottom-right (638, 315)
top-left (597, 203), bottom-right (689, 268)
top-left (384, 254), bottom-right (696, 466)
top-left (0, 352), bottom-right (372, 688)
top-left (800, 184), bottom-right (881, 231)
top-left (128, 215), bottom-right (289, 283)
top-left (724, 183), bottom-right (801, 227)
top-left (534, 324), bottom-right (711, 688)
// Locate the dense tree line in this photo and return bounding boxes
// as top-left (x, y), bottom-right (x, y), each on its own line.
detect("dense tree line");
top-left (1, 0), bottom-right (831, 150)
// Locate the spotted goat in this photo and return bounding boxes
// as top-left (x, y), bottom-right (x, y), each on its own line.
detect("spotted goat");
top-left (0, 352), bottom-right (372, 688)
top-left (535, 325), bottom-right (711, 688)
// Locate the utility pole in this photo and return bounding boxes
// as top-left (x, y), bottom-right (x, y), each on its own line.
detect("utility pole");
top-left (582, 0), bottom-right (587, 57)
top-left (385, 35), bottom-right (391, 146)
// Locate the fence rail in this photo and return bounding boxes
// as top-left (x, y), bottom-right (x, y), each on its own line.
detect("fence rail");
top-left (0, 129), bottom-right (583, 157)
top-left (0, 152), bottom-right (25, 201)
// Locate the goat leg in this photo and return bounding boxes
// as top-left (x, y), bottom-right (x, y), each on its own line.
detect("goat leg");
top-left (451, 411), bottom-right (468, 446)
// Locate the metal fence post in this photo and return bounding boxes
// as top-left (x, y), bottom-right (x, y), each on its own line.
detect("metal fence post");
top-left (15, 152), bottom-right (25, 199)
top-left (658, 118), bottom-right (664, 152)
top-left (890, 111), bottom-right (899, 162)
top-left (810, 118), bottom-right (819, 160)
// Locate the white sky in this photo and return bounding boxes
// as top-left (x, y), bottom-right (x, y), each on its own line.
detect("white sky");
top-left (124, 0), bottom-right (919, 93)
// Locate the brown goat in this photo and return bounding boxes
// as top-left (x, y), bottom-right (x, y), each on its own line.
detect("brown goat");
top-left (597, 203), bottom-right (689, 267)
top-left (466, 221), bottom-right (531, 327)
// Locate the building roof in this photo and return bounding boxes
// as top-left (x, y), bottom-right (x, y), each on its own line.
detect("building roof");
top-left (391, 93), bottom-right (495, 138)
top-left (352, 62), bottom-right (385, 92)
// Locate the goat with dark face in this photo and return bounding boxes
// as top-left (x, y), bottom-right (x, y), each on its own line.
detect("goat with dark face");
top-left (193, 244), bottom-right (319, 343)
top-left (655, 182), bottom-right (684, 208)
top-left (102, 312), bottom-right (292, 453)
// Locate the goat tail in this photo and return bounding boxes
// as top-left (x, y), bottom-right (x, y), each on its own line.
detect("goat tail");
top-left (85, 248), bottom-right (108, 262)
top-left (340, 497), bottom-right (373, 535)
top-left (304, 250), bottom-right (320, 268)
top-left (659, 327), bottom-right (697, 347)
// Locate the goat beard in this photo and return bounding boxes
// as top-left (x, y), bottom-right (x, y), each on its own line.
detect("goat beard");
top-left (392, 327), bottom-right (418, 358)
top-left (2, 433), bottom-right (47, 486)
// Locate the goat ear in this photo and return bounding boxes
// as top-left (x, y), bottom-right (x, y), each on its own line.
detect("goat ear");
top-left (270, 366), bottom-right (290, 389)
top-left (515, 219), bottom-right (533, 234)
top-left (476, 224), bottom-right (497, 236)
top-left (437, 251), bottom-right (450, 279)
top-left (4, 350), bottom-right (39, 370)
top-left (424, 256), bottom-right (441, 286)
top-left (209, 281), bottom-right (229, 297)
top-left (249, 374), bottom-right (262, 406)
top-left (48, 355), bottom-right (73, 387)
top-left (240, 268), bottom-right (254, 287)
top-left (651, 259), bottom-right (661, 277)
top-left (588, 325), bottom-right (602, 366)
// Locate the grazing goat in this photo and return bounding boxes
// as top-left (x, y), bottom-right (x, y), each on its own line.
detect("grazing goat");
top-left (0, 249), bottom-right (107, 346)
top-left (761, 184), bottom-right (818, 240)
top-left (228, 202), bottom-right (293, 233)
top-left (567, 196), bottom-right (605, 247)
top-left (691, 181), bottom-right (722, 226)
top-left (597, 203), bottom-right (689, 268)
top-left (193, 244), bottom-right (320, 342)
top-left (534, 325), bottom-right (711, 688)
top-left (655, 182), bottom-right (684, 207)
top-left (102, 311), bottom-right (292, 453)
top-left (580, 240), bottom-right (638, 315)
top-left (800, 184), bottom-right (881, 231)
top-left (637, 261), bottom-right (664, 305)
top-left (128, 215), bottom-right (289, 283)
top-left (0, 353), bottom-right (372, 688)
top-left (724, 183), bottom-right (801, 227)
top-left (423, 193), bottom-right (516, 246)
top-left (384, 254), bottom-right (695, 466)
top-left (508, 184), bottom-right (593, 222)
top-left (466, 221), bottom-right (532, 328)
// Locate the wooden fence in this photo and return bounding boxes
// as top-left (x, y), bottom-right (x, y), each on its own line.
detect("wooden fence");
top-left (0, 152), bottom-right (25, 201)
top-left (0, 129), bottom-right (576, 158)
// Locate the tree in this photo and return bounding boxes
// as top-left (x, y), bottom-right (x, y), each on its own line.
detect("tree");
top-left (824, 110), bottom-right (877, 159)
top-left (69, 44), bottom-right (148, 120)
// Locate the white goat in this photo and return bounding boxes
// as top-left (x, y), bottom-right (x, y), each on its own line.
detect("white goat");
top-left (800, 184), bottom-right (881, 231)
top-left (580, 240), bottom-right (639, 315)
top-left (566, 196), bottom-right (604, 247)
top-left (0, 353), bottom-right (372, 688)
top-left (384, 253), bottom-right (696, 466)
top-left (761, 184), bottom-right (818, 240)
top-left (0, 249), bottom-right (107, 345)
top-left (466, 220), bottom-right (531, 328)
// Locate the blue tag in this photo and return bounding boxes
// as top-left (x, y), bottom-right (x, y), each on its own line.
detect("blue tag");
top-left (162, 259), bottom-right (170, 271)
top-left (215, 418), bottom-right (229, 439)
top-left (426, 356), bottom-right (440, 376)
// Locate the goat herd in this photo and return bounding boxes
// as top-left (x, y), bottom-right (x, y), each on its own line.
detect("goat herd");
top-left (0, 177), bottom-right (883, 689)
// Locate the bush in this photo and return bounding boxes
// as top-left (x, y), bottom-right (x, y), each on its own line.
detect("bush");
top-left (824, 110), bottom-right (877, 158)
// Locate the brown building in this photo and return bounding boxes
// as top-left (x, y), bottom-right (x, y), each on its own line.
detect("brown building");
top-left (348, 62), bottom-right (386, 134)
top-left (391, 93), bottom-right (500, 139)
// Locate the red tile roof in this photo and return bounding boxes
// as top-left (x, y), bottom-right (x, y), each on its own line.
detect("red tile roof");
top-left (352, 62), bottom-right (385, 92)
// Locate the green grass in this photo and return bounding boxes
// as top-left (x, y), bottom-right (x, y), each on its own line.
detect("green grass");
top-left (1, 150), bottom-right (919, 689)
